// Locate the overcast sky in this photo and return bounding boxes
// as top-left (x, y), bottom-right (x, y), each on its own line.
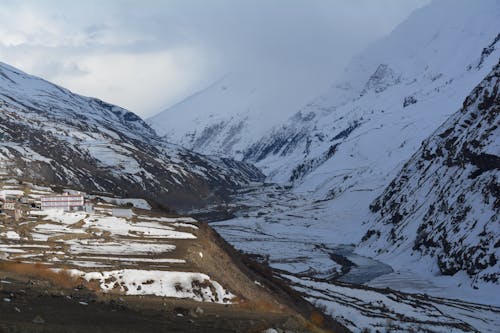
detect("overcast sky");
top-left (0, 0), bottom-right (429, 117)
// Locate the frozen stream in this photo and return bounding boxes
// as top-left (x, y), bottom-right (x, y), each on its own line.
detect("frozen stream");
top-left (331, 245), bottom-right (393, 284)
top-left (212, 221), bottom-right (393, 285)
top-left (209, 184), bottom-right (393, 285)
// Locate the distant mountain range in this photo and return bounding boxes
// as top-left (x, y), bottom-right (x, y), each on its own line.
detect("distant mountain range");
top-left (147, 72), bottom-right (321, 160)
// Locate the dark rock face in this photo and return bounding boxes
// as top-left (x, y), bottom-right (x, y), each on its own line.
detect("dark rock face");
top-left (477, 33), bottom-right (500, 69)
top-left (243, 126), bottom-right (310, 163)
top-left (0, 62), bottom-right (263, 211)
top-left (362, 64), bottom-right (400, 95)
top-left (403, 96), bottom-right (418, 108)
top-left (361, 60), bottom-right (500, 284)
top-left (289, 143), bottom-right (340, 183)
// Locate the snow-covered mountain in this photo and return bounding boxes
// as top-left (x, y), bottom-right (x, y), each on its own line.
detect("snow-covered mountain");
top-left (149, 0), bottom-right (500, 291)
top-left (236, 0), bottom-right (500, 290)
top-left (0, 62), bottom-right (263, 211)
top-left (207, 2), bottom-right (500, 326)
top-left (242, 0), bottom-right (500, 217)
top-left (359, 59), bottom-right (500, 285)
top-left (149, 1), bottom-right (499, 210)
top-left (147, 73), bottom-right (320, 159)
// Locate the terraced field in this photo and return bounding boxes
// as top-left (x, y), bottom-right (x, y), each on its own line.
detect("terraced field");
top-left (0, 182), bottom-right (343, 333)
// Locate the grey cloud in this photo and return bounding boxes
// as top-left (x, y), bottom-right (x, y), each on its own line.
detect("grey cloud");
top-left (0, 0), bottom-right (429, 116)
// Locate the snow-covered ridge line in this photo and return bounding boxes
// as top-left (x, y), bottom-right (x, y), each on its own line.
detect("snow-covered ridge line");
top-left (146, 71), bottom-right (324, 159)
top-left (0, 61), bottom-right (264, 210)
top-left (244, 0), bottom-right (500, 186)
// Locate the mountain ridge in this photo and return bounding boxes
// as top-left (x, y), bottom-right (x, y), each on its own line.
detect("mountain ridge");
top-left (0, 62), bottom-right (264, 211)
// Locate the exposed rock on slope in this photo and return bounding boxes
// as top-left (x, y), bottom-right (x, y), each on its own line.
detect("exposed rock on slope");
top-left (0, 62), bottom-right (263, 211)
top-left (361, 60), bottom-right (500, 285)
top-left (147, 73), bottom-right (320, 159)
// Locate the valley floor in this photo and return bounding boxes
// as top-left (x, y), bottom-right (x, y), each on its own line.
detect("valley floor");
top-left (209, 184), bottom-right (500, 333)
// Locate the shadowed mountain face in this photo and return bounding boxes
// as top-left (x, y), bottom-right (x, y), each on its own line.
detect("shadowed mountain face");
top-left (361, 60), bottom-right (500, 284)
top-left (0, 62), bottom-right (263, 211)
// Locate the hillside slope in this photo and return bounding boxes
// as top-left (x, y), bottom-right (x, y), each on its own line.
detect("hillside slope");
top-left (147, 73), bottom-right (319, 159)
top-left (0, 62), bottom-right (263, 211)
top-left (359, 59), bottom-right (500, 285)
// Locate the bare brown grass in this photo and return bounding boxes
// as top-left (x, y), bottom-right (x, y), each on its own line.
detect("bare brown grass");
top-left (0, 261), bottom-right (81, 289)
top-left (234, 296), bottom-right (285, 313)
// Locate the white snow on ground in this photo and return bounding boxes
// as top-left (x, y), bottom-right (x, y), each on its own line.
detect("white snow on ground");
top-left (136, 215), bottom-right (197, 223)
top-left (0, 189), bottom-right (24, 197)
top-left (80, 256), bottom-right (186, 264)
top-left (84, 216), bottom-right (196, 239)
top-left (289, 275), bottom-right (500, 333)
top-left (27, 210), bottom-right (197, 242)
top-left (0, 231), bottom-right (20, 240)
top-left (31, 210), bottom-right (87, 225)
top-left (67, 241), bottom-right (176, 255)
top-left (89, 196), bottom-right (152, 210)
top-left (64, 269), bottom-right (234, 304)
top-left (213, 185), bottom-right (387, 284)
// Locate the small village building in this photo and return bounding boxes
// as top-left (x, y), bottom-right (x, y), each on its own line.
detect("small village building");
top-left (41, 193), bottom-right (84, 211)
top-left (111, 208), bottom-right (133, 218)
top-left (2, 201), bottom-right (22, 220)
top-left (3, 201), bottom-right (16, 210)
top-left (84, 203), bottom-right (94, 213)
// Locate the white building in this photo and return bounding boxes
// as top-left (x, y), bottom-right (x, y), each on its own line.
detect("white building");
top-left (3, 202), bottom-right (16, 210)
top-left (111, 208), bottom-right (133, 218)
top-left (41, 193), bottom-right (84, 211)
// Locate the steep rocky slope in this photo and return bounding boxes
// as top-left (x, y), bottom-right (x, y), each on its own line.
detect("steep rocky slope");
top-left (0, 62), bottom-right (263, 211)
top-left (359, 60), bottom-right (500, 285)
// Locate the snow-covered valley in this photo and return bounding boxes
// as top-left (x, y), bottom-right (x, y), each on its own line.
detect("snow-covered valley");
top-left (155, 0), bottom-right (500, 331)
top-left (0, 0), bottom-right (498, 332)
top-left (209, 181), bottom-right (500, 332)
